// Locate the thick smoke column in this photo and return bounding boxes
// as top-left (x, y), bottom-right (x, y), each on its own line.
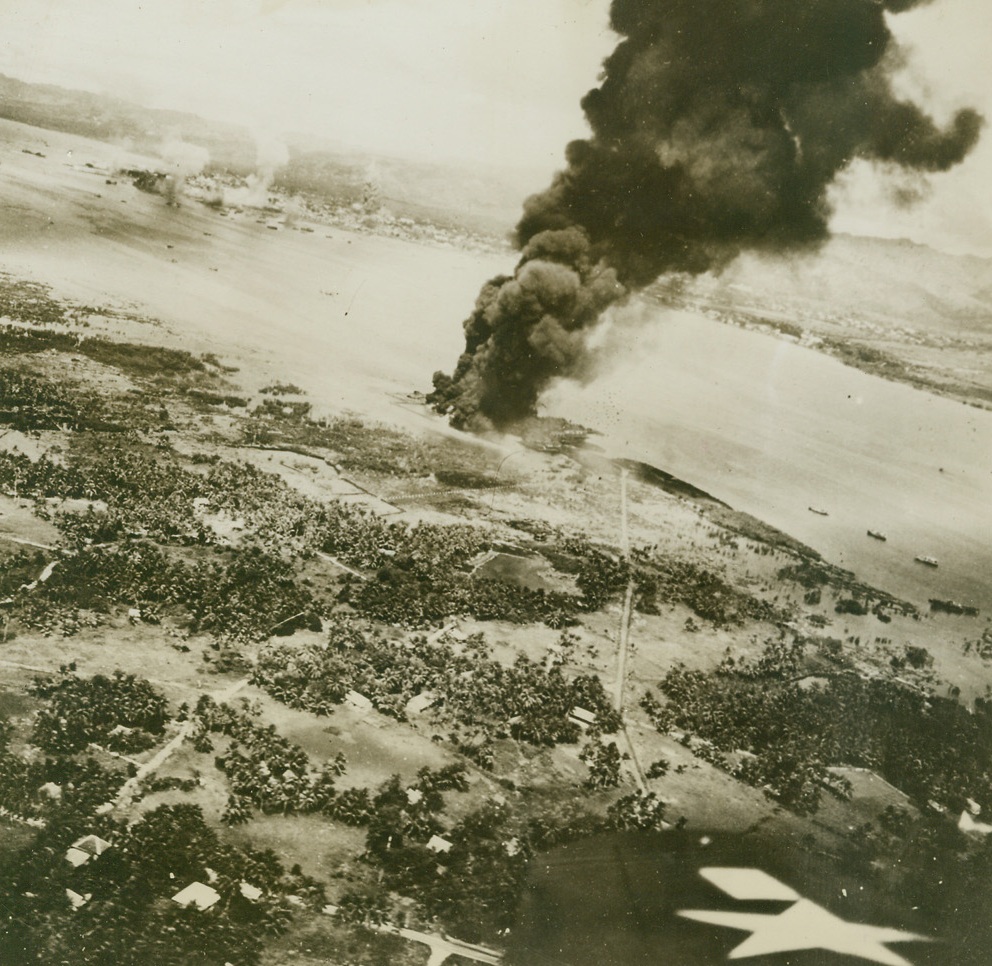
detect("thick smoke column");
top-left (429, 0), bottom-right (982, 429)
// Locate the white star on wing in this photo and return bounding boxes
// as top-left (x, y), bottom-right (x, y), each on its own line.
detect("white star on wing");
top-left (679, 898), bottom-right (930, 966)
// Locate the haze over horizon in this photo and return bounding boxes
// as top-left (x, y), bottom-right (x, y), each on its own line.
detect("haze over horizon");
top-left (2, 0), bottom-right (990, 258)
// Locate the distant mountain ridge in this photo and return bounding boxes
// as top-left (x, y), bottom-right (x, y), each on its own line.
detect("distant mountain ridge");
top-left (0, 72), bottom-right (532, 234)
top-left (653, 233), bottom-right (992, 334)
top-left (0, 72), bottom-right (257, 172)
top-left (1, 71), bottom-right (989, 328)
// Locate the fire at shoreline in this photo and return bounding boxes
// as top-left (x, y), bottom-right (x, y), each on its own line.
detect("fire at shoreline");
top-left (428, 0), bottom-right (983, 431)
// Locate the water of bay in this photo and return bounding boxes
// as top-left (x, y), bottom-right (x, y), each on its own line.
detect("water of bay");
top-left (548, 308), bottom-right (992, 612)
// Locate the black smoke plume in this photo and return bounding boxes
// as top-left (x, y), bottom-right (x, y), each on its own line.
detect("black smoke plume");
top-left (429, 0), bottom-right (982, 429)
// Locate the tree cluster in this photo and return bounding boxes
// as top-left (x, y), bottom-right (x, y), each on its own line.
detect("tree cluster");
top-left (651, 662), bottom-right (992, 815)
top-left (253, 623), bottom-right (620, 748)
top-left (193, 696), bottom-right (346, 823)
top-left (29, 668), bottom-right (170, 755)
top-left (25, 541), bottom-right (320, 643)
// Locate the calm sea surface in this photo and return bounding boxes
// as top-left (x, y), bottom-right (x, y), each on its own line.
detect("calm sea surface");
top-left (548, 309), bottom-right (992, 611)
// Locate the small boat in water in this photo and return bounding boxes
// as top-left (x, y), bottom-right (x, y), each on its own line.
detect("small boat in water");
top-left (867, 530), bottom-right (887, 541)
top-left (808, 506), bottom-right (829, 517)
top-left (914, 555), bottom-right (939, 568)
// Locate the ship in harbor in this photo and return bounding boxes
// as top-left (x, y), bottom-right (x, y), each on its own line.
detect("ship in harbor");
top-left (808, 506), bottom-right (829, 516)
top-left (914, 554), bottom-right (939, 568)
top-left (867, 529), bottom-right (887, 541)
top-left (930, 598), bottom-right (979, 616)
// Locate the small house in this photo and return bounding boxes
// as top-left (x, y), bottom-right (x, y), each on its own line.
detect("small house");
top-left (65, 889), bottom-right (91, 910)
top-left (65, 834), bottom-right (112, 868)
top-left (172, 882), bottom-right (221, 911)
top-left (405, 692), bottom-right (438, 716)
top-left (426, 834), bottom-right (453, 854)
top-left (959, 810), bottom-right (992, 837)
top-left (569, 707), bottom-right (597, 728)
top-left (239, 881), bottom-right (263, 902)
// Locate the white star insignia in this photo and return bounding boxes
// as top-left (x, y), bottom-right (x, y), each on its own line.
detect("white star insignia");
top-left (678, 868), bottom-right (930, 965)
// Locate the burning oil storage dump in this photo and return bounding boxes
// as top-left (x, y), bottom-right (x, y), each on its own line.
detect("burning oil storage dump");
top-left (428, 0), bottom-right (982, 430)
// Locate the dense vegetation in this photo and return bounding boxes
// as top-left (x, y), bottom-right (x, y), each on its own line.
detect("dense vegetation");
top-left (333, 774), bottom-right (666, 942)
top-left (645, 653), bottom-right (992, 815)
top-left (2, 281), bottom-right (981, 958)
top-left (0, 342), bottom-right (778, 643)
top-left (30, 668), bottom-right (170, 755)
top-left (27, 542), bottom-right (321, 643)
top-left (0, 801), bottom-right (319, 966)
top-left (253, 621), bottom-right (621, 749)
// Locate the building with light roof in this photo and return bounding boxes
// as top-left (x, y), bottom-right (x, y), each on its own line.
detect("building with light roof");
top-left (65, 834), bottom-right (112, 868)
top-left (172, 881), bottom-right (221, 911)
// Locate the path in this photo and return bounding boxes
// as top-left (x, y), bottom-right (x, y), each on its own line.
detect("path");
top-left (323, 907), bottom-right (502, 966)
top-left (0, 535), bottom-right (57, 551)
top-left (612, 469), bottom-right (647, 793)
top-left (0, 659), bottom-right (206, 697)
top-left (613, 468), bottom-right (633, 713)
top-left (316, 550), bottom-right (367, 581)
top-left (112, 674), bottom-right (249, 809)
top-left (0, 659), bottom-right (51, 674)
top-left (398, 928), bottom-right (502, 966)
top-left (613, 583), bottom-right (634, 713)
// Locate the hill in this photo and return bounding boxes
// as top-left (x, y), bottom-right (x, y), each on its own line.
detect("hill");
top-left (647, 234), bottom-right (992, 407)
top-left (0, 72), bottom-right (534, 236)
